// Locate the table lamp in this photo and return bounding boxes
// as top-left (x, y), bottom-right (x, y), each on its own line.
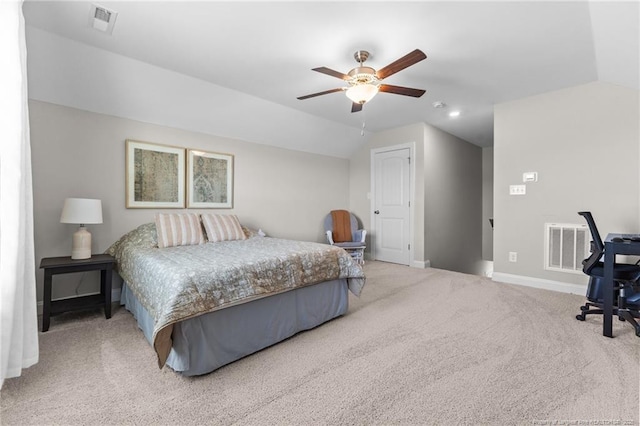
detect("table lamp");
top-left (60, 198), bottom-right (103, 260)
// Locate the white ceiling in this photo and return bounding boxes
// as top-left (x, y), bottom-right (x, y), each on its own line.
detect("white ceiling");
top-left (22, 1), bottom-right (640, 149)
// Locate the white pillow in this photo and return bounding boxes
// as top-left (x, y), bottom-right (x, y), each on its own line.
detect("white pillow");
top-left (155, 213), bottom-right (205, 248)
top-left (201, 214), bottom-right (247, 242)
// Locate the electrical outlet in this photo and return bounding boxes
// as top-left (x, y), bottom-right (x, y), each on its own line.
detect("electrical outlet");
top-left (509, 185), bottom-right (526, 195)
top-left (509, 252), bottom-right (518, 262)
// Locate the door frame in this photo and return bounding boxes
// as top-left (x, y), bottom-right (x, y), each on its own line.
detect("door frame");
top-left (370, 142), bottom-right (416, 265)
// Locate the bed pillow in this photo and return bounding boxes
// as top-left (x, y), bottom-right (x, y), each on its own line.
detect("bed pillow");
top-left (201, 214), bottom-right (247, 242)
top-left (241, 226), bottom-right (261, 239)
top-left (155, 213), bottom-right (205, 248)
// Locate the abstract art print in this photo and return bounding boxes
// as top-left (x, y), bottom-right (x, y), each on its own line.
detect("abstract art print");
top-left (187, 149), bottom-right (233, 208)
top-left (125, 140), bottom-right (185, 208)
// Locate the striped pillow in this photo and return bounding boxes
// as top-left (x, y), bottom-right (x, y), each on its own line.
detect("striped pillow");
top-left (155, 213), bottom-right (205, 248)
top-left (201, 214), bottom-right (247, 243)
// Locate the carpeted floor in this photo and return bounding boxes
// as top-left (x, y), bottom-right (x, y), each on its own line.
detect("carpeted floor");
top-left (1, 261), bottom-right (639, 425)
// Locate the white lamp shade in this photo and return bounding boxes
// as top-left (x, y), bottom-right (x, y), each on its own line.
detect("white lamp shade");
top-left (346, 84), bottom-right (379, 104)
top-left (60, 198), bottom-right (103, 224)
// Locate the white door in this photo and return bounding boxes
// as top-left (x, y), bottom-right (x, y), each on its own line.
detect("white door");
top-left (373, 148), bottom-right (411, 265)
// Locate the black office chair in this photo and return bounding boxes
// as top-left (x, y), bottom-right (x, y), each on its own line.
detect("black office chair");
top-left (575, 211), bottom-right (640, 336)
top-left (618, 291), bottom-right (640, 337)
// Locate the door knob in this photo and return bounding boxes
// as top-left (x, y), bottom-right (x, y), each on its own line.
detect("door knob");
top-left (374, 210), bottom-right (380, 214)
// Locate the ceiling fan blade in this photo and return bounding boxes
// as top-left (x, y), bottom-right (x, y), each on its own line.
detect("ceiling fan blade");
top-left (351, 102), bottom-right (363, 113)
top-left (379, 84), bottom-right (426, 98)
top-left (376, 49), bottom-right (427, 80)
top-left (297, 88), bottom-right (344, 100)
top-left (312, 67), bottom-right (351, 80)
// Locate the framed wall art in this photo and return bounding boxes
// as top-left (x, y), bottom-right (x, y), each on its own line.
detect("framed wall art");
top-left (125, 140), bottom-right (185, 208)
top-left (187, 149), bottom-right (234, 208)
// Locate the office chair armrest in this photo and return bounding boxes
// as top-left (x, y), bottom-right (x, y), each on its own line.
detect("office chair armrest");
top-left (326, 230), bottom-right (335, 245)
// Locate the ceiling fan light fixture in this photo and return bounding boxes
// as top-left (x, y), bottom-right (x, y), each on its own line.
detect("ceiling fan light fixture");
top-left (346, 83), bottom-right (379, 104)
top-left (298, 49), bottom-right (426, 112)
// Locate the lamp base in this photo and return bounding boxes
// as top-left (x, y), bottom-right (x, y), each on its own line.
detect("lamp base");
top-left (71, 225), bottom-right (92, 260)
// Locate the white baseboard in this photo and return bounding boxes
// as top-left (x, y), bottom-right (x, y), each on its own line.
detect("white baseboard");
top-left (365, 253), bottom-right (430, 269)
top-left (37, 288), bottom-right (122, 316)
top-left (412, 260), bottom-right (430, 269)
top-left (491, 272), bottom-right (586, 295)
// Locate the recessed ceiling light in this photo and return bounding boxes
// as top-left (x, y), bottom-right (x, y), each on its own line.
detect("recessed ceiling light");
top-left (448, 110), bottom-right (461, 118)
top-left (432, 101), bottom-right (446, 108)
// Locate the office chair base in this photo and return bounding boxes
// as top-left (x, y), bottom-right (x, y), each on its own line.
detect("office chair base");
top-left (575, 312), bottom-right (609, 321)
top-left (579, 306), bottom-right (640, 336)
top-left (575, 302), bottom-right (626, 321)
top-left (618, 311), bottom-right (640, 337)
top-left (576, 301), bottom-right (608, 320)
top-left (576, 311), bottom-right (608, 320)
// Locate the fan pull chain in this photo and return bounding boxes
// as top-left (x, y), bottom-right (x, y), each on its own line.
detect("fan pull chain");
top-left (361, 107), bottom-right (366, 137)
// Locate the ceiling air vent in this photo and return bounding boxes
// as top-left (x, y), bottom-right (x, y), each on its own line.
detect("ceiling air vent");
top-left (89, 3), bottom-right (118, 35)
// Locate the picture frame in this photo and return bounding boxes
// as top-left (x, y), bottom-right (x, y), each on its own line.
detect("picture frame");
top-left (125, 140), bottom-right (185, 208)
top-left (187, 149), bottom-right (234, 208)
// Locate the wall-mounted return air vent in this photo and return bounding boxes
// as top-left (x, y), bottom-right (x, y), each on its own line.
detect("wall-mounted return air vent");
top-left (544, 223), bottom-right (589, 274)
top-left (89, 3), bottom-right (118, 35)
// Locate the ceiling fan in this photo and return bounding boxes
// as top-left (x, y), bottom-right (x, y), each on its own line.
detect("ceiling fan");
top-left (297, 49), bottom-right (427, 113)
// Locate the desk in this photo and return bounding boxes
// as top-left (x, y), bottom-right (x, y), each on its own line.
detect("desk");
top-left (603, 234), bottom-right (640, 337)
top-left (39, 254), bottom-right (115, 332)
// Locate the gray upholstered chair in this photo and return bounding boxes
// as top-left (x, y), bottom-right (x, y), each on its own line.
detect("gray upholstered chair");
top-left (323, 211), bottom-right (366, 265)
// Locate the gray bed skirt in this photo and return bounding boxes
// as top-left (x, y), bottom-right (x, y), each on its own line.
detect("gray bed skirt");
top-left (121, 279), bottom-right (349, 376)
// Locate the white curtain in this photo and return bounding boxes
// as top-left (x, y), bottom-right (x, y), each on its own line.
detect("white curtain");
top-left (0, 0), bottom-right (39, 389)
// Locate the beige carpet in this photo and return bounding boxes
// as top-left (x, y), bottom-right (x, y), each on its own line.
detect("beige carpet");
top-left (1, 262), bottom-right (639, 425)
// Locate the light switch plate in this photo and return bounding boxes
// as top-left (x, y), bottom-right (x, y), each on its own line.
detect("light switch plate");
top-left (523, 172), bottom-right (538, 182)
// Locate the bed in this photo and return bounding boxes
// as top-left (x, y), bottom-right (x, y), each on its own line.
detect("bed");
top-left (107, 221), bottom-right (366, 376)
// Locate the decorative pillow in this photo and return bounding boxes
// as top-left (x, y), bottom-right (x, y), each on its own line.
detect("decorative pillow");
top-left (241, 226), bottom-right (262, 239)
top-left (201, 214), bottom-right (247, 242)
top-left (155, 213), bottom-right (205, 248)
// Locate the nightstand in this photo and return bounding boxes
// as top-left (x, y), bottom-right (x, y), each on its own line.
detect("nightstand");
top-left (39, 254), bottom-right (116, 332)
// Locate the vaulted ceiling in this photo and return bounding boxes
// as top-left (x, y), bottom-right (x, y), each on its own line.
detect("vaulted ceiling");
top-left (23, 1), bottom-right (639, 153)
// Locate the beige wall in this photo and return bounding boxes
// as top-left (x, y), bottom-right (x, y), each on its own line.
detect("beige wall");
top-left (493, 82), bottom-right (640, 286)
top-left (482, 147), bottom-right (494, 261)
top-left (30, 100), bottom-right (350, 301)
top-left (349, 121), bottom-right (484, 274)
top-left (423, 125), bottom-right (484, 275)
top-left (349, 123), bottom-right (426, 266)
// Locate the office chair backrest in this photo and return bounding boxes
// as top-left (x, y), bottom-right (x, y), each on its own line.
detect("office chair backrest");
top-left (578, 211), bottom-right (604, 275)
